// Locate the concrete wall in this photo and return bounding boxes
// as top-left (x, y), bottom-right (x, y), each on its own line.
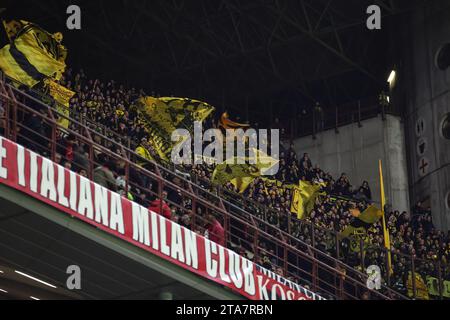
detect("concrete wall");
top-left (292, 114), bottom-right (410, 213)
top-left (397, 0), bottom-right (450, 230)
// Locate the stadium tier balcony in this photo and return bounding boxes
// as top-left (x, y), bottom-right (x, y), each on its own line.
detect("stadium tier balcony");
top-left (0, 74), bottom-right (412, 300)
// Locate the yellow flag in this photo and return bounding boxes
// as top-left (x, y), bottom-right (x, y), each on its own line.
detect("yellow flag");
top-left (45, 79), bottom-right (74, 106)
top-left (132, 96), bottom-right (215, 161)
top-left (3, 20), bottom-right (25, 41)
top-left (0, 20), bottom-right (67, 87)
top-left (0, 44), bottom-right (40, 87)
top-left (340, 205), bottom-right (382, 238)
top-left (135, 145), bottom-right (155, 166)
top-left (230, 176), bottom-right (255, 193)
top-left (379, 159), bottom-right (393, 275)
top-left (290, 180), bottom-right (320, 219)
top-left (211, 149), bottom-right (278, 189)
top-left (211, 162), bottom-right (258, 186)
top-left (13, 23), bottom-right (67, 81)
top-left (407, 272), bottom-right (430, 300)
top-left (44, 79), bottom-right (75, 128)
top-left (290, 186), bottom-right (304, 219)
top-left (359, 205), bottom-right (383, 224)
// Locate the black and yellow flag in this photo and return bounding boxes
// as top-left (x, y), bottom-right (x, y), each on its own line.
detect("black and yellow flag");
top-left (230, 176), bottom-right (256, 193)
top-left (3, 20), bottom-right (25, 41)
top-left (0, 44), bottom-right (39, 87)
top-left (407, 272), bottom-right (430, 300)
top-left (0, 20), bottom-right (67, 88)
top-left (340, 205), bottom-right (383, 238)
top-left (290, 180), bottom-right (321, 219)
top-left (44, 79), bottom-right (75, 128)
top-left (340, 205), bottom-right (383, 252)
top-left (131, 96), bottom-right (215, 162)
top-left (212, 162), bottom-right (260, 187)
top-left (211, 149), bottom-right (278, 189)
top-left (426, 276), bottom-right (450, 298)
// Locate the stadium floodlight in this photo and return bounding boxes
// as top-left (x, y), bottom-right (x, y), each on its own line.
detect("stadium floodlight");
top-left (0, 289), bottom-right (8, 293)
top-left (387, 70), bottom-right (396, 88)
top-left (15, 270), bottom-right (57, 289)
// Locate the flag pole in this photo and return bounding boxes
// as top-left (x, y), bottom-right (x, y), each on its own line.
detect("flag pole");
top-left (379, 159), bottom-right (393, 275)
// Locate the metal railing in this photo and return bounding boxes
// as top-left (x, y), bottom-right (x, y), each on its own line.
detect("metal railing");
top-left (217, 95), bottom-right (397, 142)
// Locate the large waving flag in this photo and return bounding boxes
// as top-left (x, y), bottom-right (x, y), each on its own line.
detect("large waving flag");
top-left (407, 271), bottom-right (430, 300)
top-left (0, 20), bottom-right (67, 87)
top-left (340, 205), bottom-right (383, 239)
top-left (211, 149), bottom-right (279, 191)
top-left (290, 180), bottom-right (321, 219)
top-left (3, 20), bottom-right (25, 41)
top-left (339, 204), bottom-right (383, 253)
top-left (44, 78), bottom-right (75, 128)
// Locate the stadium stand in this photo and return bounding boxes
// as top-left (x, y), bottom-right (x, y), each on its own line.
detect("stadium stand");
top-left (58, 68), bottom-right (449, 300)
top-left (1, 66), bottom-right (444, 300)
top-left (0, 71), bottom-right (413, 300)
top-left (0, 15), bottom-right (447, 301)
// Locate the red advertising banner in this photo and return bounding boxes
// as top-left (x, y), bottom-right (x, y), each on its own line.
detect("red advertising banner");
top-left (0, 137), bottom-right (324, 300)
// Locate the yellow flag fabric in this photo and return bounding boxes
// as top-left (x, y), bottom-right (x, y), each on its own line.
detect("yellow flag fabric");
top-left (359, 205), bottom-right (383, 224)
top-left (340, 205), bottom-right (382, 238)
top-left (211, 149), bottom-right (278, 187)
top-left (261, 177), bottom-right (284, 188)
top-left (132, 96), bottom-right (215, 161)
top-left (379, 159), bottom-right (393, 275)
top-left (426, 276), bottom-right (450, 298)
top-left (344, 206), bottom-right (382, 252)
top-left (230, 176), bottom-right (255, 193)
top-left (0, 20), bottom-right (67, 87)
top-left (0, 44), bottom-right (40, 87)
top-left (349, 234), bottom-right (370, 253)
top-left (44, 79), bottom-right (75, 129)
top-left (342, 226), bottom-right (366, 239)
top-left (407, 272), bottom-right (430, 300)
top-left (14, 23), bottom-right (67, 80)
top-left (290, 187), bottom-right (304, 218)
top-left (135, 145), bottom-right (155, 166)
top-left (290, 180), bottom-right (321, 219)
top-left (3, 20), bottom-right (25, 41)
top-left (212, 162), bottom-right (259, 186)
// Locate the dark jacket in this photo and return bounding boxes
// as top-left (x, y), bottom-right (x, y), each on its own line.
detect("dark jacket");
top-left (94, 165), bottom-right (117, 191)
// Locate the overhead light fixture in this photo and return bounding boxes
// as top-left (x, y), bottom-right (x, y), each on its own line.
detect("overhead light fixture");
top-left (15, 270), bottom-right (57, 289)
top-left (30, 296), bottom-right (40, 300)
top-left (0, 270), bottom-right (4, 273)
top-left (387, 70), bottom-right (396, 88)
top-left (0, 288), bottom-right (8, 293)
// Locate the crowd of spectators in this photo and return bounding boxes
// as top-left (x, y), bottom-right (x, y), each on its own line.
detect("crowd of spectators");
top-left (60, 69), bottom-right (450, 298)
top-left (6, 67), bottom-right (450, 299)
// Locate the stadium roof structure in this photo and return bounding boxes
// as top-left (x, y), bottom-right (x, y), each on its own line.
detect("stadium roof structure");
top-left (2, 0), bottom-right (421, 115)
